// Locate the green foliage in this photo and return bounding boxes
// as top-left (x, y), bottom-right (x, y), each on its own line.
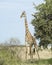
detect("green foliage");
top-left (32, 0), bottom-right (52, 48)
top-left (25, 58), bottom-right (52, 65)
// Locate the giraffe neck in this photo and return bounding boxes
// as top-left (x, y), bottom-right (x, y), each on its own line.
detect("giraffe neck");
top-left (25, 17), bottom-right (29, 33)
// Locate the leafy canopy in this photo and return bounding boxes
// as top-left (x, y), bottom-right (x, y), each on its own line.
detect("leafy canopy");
top-left (32, 0), bottom-right (52, 48)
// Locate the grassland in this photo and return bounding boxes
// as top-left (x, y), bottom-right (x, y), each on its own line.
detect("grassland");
top-left (0, 46), bottom-right (52, 65)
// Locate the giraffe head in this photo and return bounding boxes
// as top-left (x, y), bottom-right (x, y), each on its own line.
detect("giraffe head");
top-left (20, 11), bottom-right (26, 18)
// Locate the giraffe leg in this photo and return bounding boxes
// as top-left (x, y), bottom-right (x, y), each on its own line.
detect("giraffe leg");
top-left (29, 45), bottom-right (31, 54)
top-left (34, 44), bottom-right (40, 60)
top-left (29, 45), bottom-right (33, 60)
top-left (25, 45), bottom-right (28, 60)
top-left (33, 47), bottom-right (35, 53)
top-left (25, 42), bottom-right (27, 60)
top-left (36, 48), bottom-right (40, 60)
top-left (29, 45), bottom-right (31, 58)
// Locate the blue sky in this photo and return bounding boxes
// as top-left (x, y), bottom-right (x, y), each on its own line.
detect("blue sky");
top-left (0, 0), bottom-right (44, 44)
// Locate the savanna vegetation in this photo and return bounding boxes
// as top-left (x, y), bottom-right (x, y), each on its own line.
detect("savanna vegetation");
top-left (0, 0), bottom-right (52, 65)
top-left (0, 46), bottom-right (52, 65)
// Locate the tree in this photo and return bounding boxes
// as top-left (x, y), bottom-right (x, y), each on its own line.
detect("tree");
top-left (32, 0), bottom-right (52, 48)
top-left (4, 38), bottom-right (21, 46)
top-left (9, 38), bottom-right (20, 45)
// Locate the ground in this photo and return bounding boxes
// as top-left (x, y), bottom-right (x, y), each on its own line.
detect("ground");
top-left (0, 45), bottom-right (52, 65)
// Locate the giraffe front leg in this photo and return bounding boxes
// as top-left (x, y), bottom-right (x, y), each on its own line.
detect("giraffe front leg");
top-left (25, 41), bottom-right (28, 60)
top-left (29, 45), bottom-right (31, 55)
top-left (29, 45), bottom-right (34, 61)
top-left (26, 46), bottom-right (27, 60)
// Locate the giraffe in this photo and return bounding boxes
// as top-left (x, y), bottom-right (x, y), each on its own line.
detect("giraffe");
top-left (20, 11), bottom-right (40, 60)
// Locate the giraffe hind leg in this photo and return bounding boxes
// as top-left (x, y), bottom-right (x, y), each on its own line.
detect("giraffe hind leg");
top-left (33, 47), bottom-right (35, 53)
top-left (29, 46), bottom-right (31, 55)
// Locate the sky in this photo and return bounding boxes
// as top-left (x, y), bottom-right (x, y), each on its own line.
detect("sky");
top-left (0, 0), bottom-right (44, 44)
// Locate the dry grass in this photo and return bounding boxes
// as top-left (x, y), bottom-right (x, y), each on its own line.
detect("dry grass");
top-left (0, 46), bottom-right (52, 65)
